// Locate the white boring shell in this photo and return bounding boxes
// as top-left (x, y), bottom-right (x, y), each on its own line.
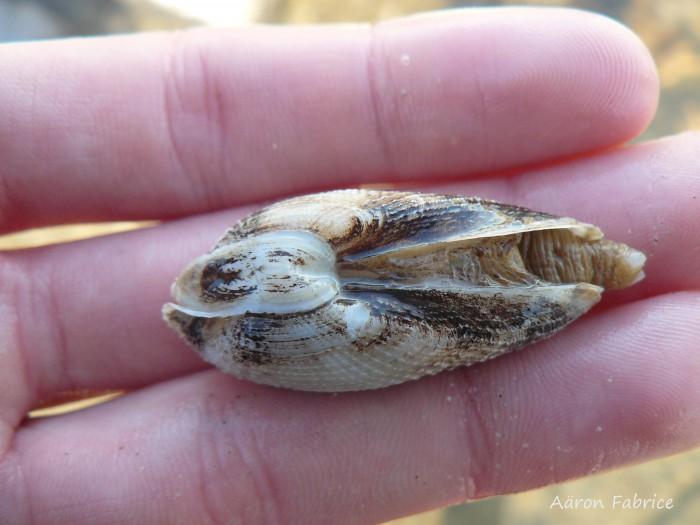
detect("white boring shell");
top-left (163, 189), bottom-right (646, 392)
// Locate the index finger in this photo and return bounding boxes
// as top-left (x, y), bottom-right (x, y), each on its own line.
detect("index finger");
top-left (0, 7), bottom-right (657, 232)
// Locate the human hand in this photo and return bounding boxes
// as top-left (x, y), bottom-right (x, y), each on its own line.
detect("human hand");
top-left (1, 7), bottom-right (698, 524)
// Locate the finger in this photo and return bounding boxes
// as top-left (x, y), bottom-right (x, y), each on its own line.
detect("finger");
top-left (0, 8), bottom-right (657, 231)
top-left (4, 292), bottom-right (699, 524)
top-left (3, 133), bottom-right (698, 421)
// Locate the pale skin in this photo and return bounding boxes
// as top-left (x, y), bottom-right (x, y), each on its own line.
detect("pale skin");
top-left (0, 6), bottom-right (699, 524)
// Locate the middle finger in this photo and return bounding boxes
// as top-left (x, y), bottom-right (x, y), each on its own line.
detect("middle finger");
top-left (7, 133), bottom-right (699, 408)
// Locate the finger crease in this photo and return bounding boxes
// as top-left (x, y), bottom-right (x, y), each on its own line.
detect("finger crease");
top-left (364, 24), bottom-right (400, 179)
top-left (18, 253), bottom-right (75, 404)
top-left (162, 32), bottom-right (198, 201)
top-left (196, 391), bottom-right (285, 525)
top-left (0, 167), bottom-right (14, 232)
top-left (162, 31), bottom-right (227, 212)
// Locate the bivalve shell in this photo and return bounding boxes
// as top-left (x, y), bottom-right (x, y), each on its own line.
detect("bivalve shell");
top-left (163, 189), bottom-right (645, 391)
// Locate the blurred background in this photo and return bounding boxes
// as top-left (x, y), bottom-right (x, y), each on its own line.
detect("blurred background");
top-left (1, 1), bottom-right (698, 524)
